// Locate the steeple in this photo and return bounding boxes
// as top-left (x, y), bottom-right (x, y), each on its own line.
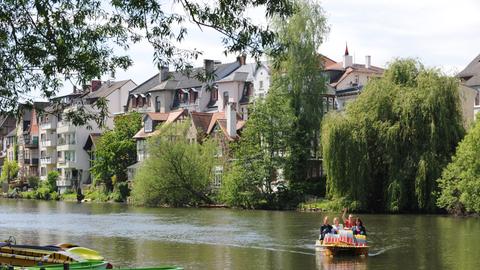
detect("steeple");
top-left (343, 42), bottom-right (353, 68)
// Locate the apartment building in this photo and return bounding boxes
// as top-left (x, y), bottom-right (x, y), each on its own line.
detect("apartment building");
top-left (0, 116), bottom-right (17, 176)
top-left (37, 80), bottom-right (136, 193)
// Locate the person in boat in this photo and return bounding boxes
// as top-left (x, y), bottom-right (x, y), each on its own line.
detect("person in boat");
top-left (331, 217), bottom-right (343, 234)
top-left (319, 216), bottom-right (333, 240)
top-left (342, 208), bottom-right (354, 229)
top-left (352, 218), bottom-right (367, 236)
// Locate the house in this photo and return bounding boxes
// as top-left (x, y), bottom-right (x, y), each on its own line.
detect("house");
top-left (126, 59), bottom-right (241, 114)
top-left (0, 115), bottom-right (17, 176)
top-left (324, 45), bottom-right (384, 110)
top-left (17, 102), bottom-right (49, 179)
top-left (188, 104), bottom-right (245, 188)
top-left (127, 109), bottom-right (189, 180)
top-left (457, 53), bottom-right (480, 122)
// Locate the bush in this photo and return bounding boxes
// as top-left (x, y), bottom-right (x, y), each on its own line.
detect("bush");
top-left (84, 188), bottom-right (109, 202)
top-left (27, 176), bottom-right (40, 189)
top-left (47, 171), bottom-right (59, 192)
top-left (21, 190), bottom-right (36, 199)
top-left (61, 192), bottom-right (78, 201)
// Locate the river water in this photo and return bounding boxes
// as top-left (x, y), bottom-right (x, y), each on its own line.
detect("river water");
top-left (0, 199), bottom-right (478, 270)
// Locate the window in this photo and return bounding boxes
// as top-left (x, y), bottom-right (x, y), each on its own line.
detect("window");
top-left (259, 80), bottom-right (264, 89)
top-left (213, 166), bottom-right (223, 188)
top-left (476, 91), bottom-right (480, 106)
top-left (211, 88), bottom-right (218, 101)
top-left (354, 74), bottom-right (359, 84)
top-left (65, 151), bottom-right (75, 162)
top-left (144, 118), bottom-right (153, 133)
top-left (132, 97), bottom-right (137, 108)
top-left (223, 92), bottom-right (229, 109)
top-left (155, 96), bottom-right (161, 112)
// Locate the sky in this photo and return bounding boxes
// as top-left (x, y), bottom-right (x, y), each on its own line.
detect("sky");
top-left (57, 0), bottom-right (480, 96)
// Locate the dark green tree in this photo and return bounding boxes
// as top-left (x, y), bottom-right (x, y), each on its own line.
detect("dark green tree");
top-left (131, 122), bottom-right (217, 207)
top-left (90, 112), bottom-right (142, 191)
top-left (321, 59), bottom-right (464, 212)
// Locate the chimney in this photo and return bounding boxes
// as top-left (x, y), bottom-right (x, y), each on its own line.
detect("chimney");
top-left (365, 55), bottom-right (371, 69)
top-left (204, 59), bottom-right (214, 76)
top-left (343, 43), bottom-right (353, 68)
top-left (237, 54), bottom-right (247, 65)
top-left (159, 66), bottom-right (169, 82)
top-left (226, 100), bottom-right (237, 138)
top-left (91, 80), bottom-right (102, 92)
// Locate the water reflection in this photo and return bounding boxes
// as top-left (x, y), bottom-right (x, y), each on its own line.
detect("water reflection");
top-left (1, 199), bottom-right (480, 269)
top-left (315, 251), bottom-right (367, 270)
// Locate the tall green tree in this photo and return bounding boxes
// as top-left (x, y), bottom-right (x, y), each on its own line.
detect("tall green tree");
top-left (437, 120), bottom-right (480, 215)
top-left (221, 88), bottom-right (296, 209)
top-left (0, 0), bottom-right (294, 121)
top-left (131, 122), bottom-right (217, 207)
top-left (0, 160), bottom-right (19, 183)
top-left (272, 0), bottom-right (328, 185)
top-left (90, 112), bottom-right (142, 191)
top-left (321, 59), bottom-right (464, 212)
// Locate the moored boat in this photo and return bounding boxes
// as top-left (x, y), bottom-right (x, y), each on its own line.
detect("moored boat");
top-left (0, 241), bottom-right (104, 267)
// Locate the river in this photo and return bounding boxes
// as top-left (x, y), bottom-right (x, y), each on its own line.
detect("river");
top-left (0, 199), bottom-right (478, 270)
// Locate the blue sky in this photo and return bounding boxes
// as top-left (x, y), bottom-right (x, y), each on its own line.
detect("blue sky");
top-left (56, 0), bottom-right (480, 96)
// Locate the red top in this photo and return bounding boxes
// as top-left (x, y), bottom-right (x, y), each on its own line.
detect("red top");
top-left (344, 220), bottom-right (353, 229)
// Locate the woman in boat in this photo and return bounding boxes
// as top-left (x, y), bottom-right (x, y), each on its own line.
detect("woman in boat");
top-left (342, 208), bottom-right (354, 229)
top-left (352, 218), bottom-right (367, 236)
top-left (319, 216), bottom-right (333, 240)
top-left (331, 217), bottom-right (343, 234)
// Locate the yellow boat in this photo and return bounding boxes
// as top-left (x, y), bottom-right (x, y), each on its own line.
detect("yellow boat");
top-left (0, 241), bottom-right (104, 267)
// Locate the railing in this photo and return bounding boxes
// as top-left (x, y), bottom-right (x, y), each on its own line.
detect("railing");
top-left (40, 156), bottom-right (56, 164)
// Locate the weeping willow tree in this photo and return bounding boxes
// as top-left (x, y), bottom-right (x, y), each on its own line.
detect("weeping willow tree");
top-left (321, 59), bottom-right (464, 212)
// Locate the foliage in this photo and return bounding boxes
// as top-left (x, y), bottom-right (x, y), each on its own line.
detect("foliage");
top-left (84, 188), bottom-right (109, 202)
top-left (271, 0), bottom-right (328, 184)
top-left (0, 160), bottom-right (19, 183)
top-left (91, 112), bottom-right (142, 191)
top-left (110, 182), bottom-right (130, 202)
top-left (131, 122), bottom-right (217, 207)
top-left (20, 180), bottom-right (59, 200)
top-left (221, 87), bottom-right (296, 209)
top-left (0, 0), bottom-right (293, 119)
top-left (47, 171), bottom-right (59, 192)
top-left (321, 59), bottom-right (464, 213)
top-left (61, 191), bottom-right (78, 201)
top-left (27, 176), bottom-right (39, 189)
top-left (437, 120), bottom-right (480, 214)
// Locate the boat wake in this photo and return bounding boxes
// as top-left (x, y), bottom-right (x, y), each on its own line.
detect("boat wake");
top-left (368, 244), bottom-right (402, 257)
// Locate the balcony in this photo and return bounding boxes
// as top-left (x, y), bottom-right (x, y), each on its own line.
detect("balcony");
top-left (57, 159), bottom-right (76, 168)
top-left (41, 138), bottom-right (57, 148)
top-left (56, 179), bottom-right (72, 187)
top-left (57, 122), bottom-right (76, 133)
top-left (24, 158), bottom-right (39, 166)
top-left (24, 137), bottom-right (39, 148)
top-left (40, 121), bottom-right (57, 130)
top-left (40, 156), bottom-right (56, 165)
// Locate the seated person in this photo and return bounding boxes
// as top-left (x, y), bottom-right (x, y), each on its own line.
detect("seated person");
top-left (342, 208), bottom-right (354, 229)
top-left (319, 216), bottom-right (333, 240)
top-left (331, 217), bottom-right (343, 234)
top-left (351, 218), bottom-right (367, 236)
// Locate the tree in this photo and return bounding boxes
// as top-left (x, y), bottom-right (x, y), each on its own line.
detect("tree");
top-left (221, 87), bottom-right (296, 209)
top-left (271, 0), bottom-right (328, 185)
top-left (131, 122), bottom-right (217, 207)
top-left (0, 160), bottom-right (19, 183)
top-left (90, 112), bottom-right (142, 191)
top-left (46, 170), bottom-right (59, 192)
top-left (321, 59), bottom-right (464, 212)
top-left (0, 0), bottom-right (294, 121)
top-left (437, 120), bottom-right (480, 215)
